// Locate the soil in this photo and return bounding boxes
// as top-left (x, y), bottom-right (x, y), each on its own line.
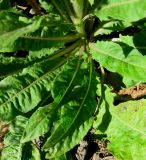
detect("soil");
top-left (71, 130), bottom-right (115, 160)
top-left (0, 122), bottom-right (9, 156)
top-left (72, 140), bottom-right (114, 160)
top-left (118, 83), bottom-right (146, 99)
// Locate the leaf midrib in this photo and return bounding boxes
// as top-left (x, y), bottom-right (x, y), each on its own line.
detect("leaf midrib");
top-left (44, 59), bottom-right (93, 154)
top-left (44, 56), bottom-right (83, 148)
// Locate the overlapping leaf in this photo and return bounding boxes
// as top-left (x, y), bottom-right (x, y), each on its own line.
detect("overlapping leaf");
top-left (21, 57), bottom-right (85, 143)
top-left (0, 11), bottom-right (43, 52)
top-left (90, 40), bottom-right (146, 81)
top-left (95, 0), bottom-right (146, 26)
top-left (43, 59), bottom-right (97, 158)
top-left (0, 56), bottom-right (66, 121)
top-left (0, 11), bottom-right (74, 52)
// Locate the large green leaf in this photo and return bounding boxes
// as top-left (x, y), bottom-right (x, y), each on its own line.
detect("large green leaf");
top-left (95, 0), bottom-right (146, 26)
top-left (21, 56), bottom-right (83, 143)
top-left (90, 40), bottom-right (146, 81)
top-left (0, 56), bottom-right (67, 121)
top-left (94, 85), bottom-right (146, 160)
top-left (43, 59), bottom-right (97, 158)
top-left (1, 116), bottom-right (28, 160)
top-left (108, 100), bottom-right (146, 160)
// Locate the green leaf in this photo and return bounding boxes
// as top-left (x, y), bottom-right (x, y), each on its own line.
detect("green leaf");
top-left (21, 56), bottom-right (83, 143)
top-left (94, 85), bottom-right (146, 160)
top-left (1, 116), bottom-right (28, 160)
top-left (0, 0), bottom-right (11, 9)
top-left (39, 0), bottom-right (54, 13)
top-left (95, 0), bottom-right (146, 26)
top-left (88, 0), bottom-right (94, 6)
top-left (96, 99), bottom-right (146, 160)
top-left (0, 55), bottom-right (35, 79)
top-left (90, 41), bottom-right (146, 81)
top-left (94, 20), bottom-right (124, 36)
top-left (0, 11), bottom-right (44, 52)
top-left (22, 143), bottom-right (41, 160)
top-left (0, 11), bottom-right (72, 52)
top-left (43, 59), bottom-right (97, 158)
top-left (28, 48), bottom-right (58, 61)
top-left (0, 57), bottom-right (66, 121)
top-left (31, 144), bottom-right (41, 160)
top-left (108, 99), bottom-right (146, 160)
top-left (21, 103), bottom-right (56, 143)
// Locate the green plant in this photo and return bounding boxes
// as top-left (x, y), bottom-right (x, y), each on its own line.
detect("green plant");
top-left (0, 0), bottom-right (146, 159)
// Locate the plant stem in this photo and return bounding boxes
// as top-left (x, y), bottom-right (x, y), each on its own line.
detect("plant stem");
top-left (71, 0), bottom-right (84, 19)
top-left (63, 0), bottom-right (76, 23)
top-left (20, 34), bottom-right (80, 41)
top-left (47, 40), bottom-right (81, 60)
top-left (51, 0), bottom-right (69, 21)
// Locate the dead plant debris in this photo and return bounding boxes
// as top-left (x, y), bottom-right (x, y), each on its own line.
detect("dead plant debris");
top-left (118, 83), bottom-right (146, 99)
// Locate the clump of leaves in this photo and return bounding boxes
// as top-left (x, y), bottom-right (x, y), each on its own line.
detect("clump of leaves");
top-left (0, 0), bottom-right (146, 159)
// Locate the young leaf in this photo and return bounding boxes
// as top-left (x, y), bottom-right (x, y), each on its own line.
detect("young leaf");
top-left (43, 60), bottom-right (97, 158)
top-left (95, 0), bottom-right (146, 26)
top-left (1, 116), bottom-right (28, 160)
top-left (90, 41), bottom-right (146, 82)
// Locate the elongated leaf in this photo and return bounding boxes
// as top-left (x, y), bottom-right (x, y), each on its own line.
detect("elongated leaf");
top-left (90, 41), bottom-right (146, 81)
top-left (21, 56), bottom-right (83, 143)
top-left (0, 56), bottom-right (67, 121)
top-left (1, 116), bottom-right (28, 160)
top-left (43, 60), bottom-right (97, 158)
top-left (95, 0), bottom-right (146, 26)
